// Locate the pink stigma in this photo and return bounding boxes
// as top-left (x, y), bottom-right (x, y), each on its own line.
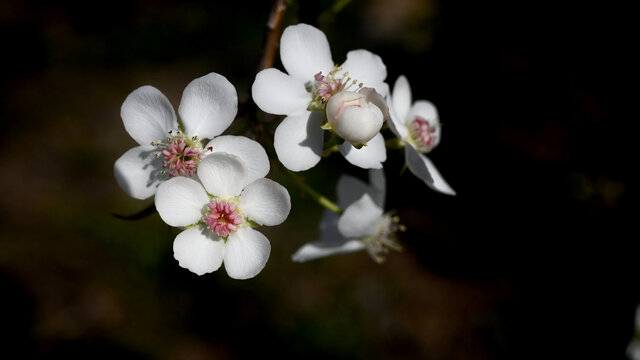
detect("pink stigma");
top-left (162, 139), bottom-right (203, 177)
top-left (204, 200), bottom-right (243, 237)
top-left (410, 116), bottom-right (438, 152)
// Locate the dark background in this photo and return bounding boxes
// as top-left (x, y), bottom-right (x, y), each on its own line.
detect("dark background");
top-left (0, 0), bottom-right (635, 359)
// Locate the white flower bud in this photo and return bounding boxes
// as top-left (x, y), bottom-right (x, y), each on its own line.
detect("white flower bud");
top-left (326, 88), bottom-right (389, 146)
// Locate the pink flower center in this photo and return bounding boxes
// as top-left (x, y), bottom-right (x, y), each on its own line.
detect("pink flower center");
top-left (313, 71), bottom-right (346, 103)
top-left (161, 138), bottom-right (203, 177)
top-left (203, 200), bottom-right (243, 238)
top-left (409, 116), bottom-right (438, 152)
top-left (308, 65), bottom-right (362, 110)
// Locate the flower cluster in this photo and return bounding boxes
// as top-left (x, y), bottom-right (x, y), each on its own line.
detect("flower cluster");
top-left (114, 22), bottom-right (456, 279)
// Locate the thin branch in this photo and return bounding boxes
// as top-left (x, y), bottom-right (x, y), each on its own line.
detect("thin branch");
top-left (259, 0), bottom-right (289, 71)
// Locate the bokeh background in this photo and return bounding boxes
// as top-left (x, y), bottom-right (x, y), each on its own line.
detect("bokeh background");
top-left (0, 0), bottom-right (635, 359)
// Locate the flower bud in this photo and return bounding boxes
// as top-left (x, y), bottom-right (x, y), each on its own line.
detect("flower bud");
top-left (326, 88), bottom-right (389, 147)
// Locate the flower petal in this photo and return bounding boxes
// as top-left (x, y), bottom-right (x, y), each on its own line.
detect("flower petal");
top-left (178, 72), bottom-right (238, 139)
top-left (197, 153), bottom-right (248, 198)
top-left (341, 50), bottom-right (388, 96)
top-left (292, 239), bottom-right (365, 262)
top-left (280, 23), bottom-right (334, 81)
top-left (239, 179), bottom-right (291, 226)
top-left (155, 177), bottom-right (209, 227)
top-left (338, 193), bottom-right (384, 238)
top-left (205, 135), bottom-right (269, 185)
top-left (338, 132), bottom-right (386, 169)
top-left (121, 86), bottom-right (178, 146)
top-left (368, 169), bottom-right (386, 209)
top-left (251, 68), bottom-right (310, 115)
top-left (274, 111), bottom-right (324, 171)
top-left (336, 174), bottom-right (370, 209)
top-left (173, 227), bottom-right (225, 276)
top-left (405, 145), bottom-right (456, 195)
top-left (114, 145), bottom-right (166, 200)
top-left (223, 228), bottom-right (271, 280)
top-left (391, 75), bottom-right (412, 125)
top-left (409, 100), bottom-right (441, 147)
top-left (387, 99), bottom-right (409, 140)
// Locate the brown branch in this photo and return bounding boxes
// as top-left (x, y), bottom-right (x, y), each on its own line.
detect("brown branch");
top-left (258, 0), bottom-right (289, 71)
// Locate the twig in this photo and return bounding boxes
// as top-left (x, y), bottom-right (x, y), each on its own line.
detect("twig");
top-left (259, 0), bottom-right (289, 71)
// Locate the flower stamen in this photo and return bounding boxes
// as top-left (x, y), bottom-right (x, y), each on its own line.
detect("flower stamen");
top-left (409, 116), bottom-right (439, 153)
top-left (204, 199), bottom-right (243, 238)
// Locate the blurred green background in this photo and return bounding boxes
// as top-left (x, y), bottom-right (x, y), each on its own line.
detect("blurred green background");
top-left (0, 0), bottom-right (634, 359)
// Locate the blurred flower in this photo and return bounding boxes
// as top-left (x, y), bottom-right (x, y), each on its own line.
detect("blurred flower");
top-left (291, 169), bottom-right (403, 263)
top-left (252, 23), bottom-right (388, 171)
top-left (387, 75), bottom-right (456, 195)
top-left (325, 88), bottom-right (389, 147)
top-left (155, 152), bottom-right (291, 279)
top-left (628, 304), bottom-right (640, 360)
top-left (114, 73), bottom-right (238, 200)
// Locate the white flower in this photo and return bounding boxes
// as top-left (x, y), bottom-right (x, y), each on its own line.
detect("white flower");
top-left (291, 169), bottom-right (402, 263)
top-left (628, 304), bottom-right (640, 360)
top-left (154, 152), bottom-right (291, 279)
top-left (251, 23), bottom-right (389, 171)
top-left (387, 75), bottom-right (456, 195)
top-left (114, 72), bottom-right (242, 200)
top-left (325, 88), bottom-right (388, 147)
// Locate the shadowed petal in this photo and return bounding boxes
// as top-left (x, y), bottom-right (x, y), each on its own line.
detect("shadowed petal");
top-left (405, 145), bottom-right (456, 195)
top-left (155, 177), bottom-right (209, 227)
top-left (224, 228), bottom-right (271, 280)
top-left (338, 193), bottom-right (384, 239)
top-left (114, 145), bottom-right (166, 200)
top-left (391, 75), bottom-right (412, 125)
top-left (179, 72), bottom-right (238, 139)
top-left (121, 86), bottom-right (178, 146)
top-left (252, 68), bottom-right (310, 115)
top-left (197, 153), bottom-right (248, 198)
top-left (338, 132), bottom-right (386, 169)
top-left (205, 135), bottom-right (269, 185)
top-left (274, 111), bottom-right (324, 172)
top-left (173, 227), bottom-right (225, 276)
top-left (239, 179), bottom-right (291, 226)
top-left (341, 50), bottom-right (388, 96)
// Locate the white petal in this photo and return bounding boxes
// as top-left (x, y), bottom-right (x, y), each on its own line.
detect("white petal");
top-left (274, 111), bottom-right (324, 172)
top-left (205, 135), bottom-right (269, 185)
top-left (280, 23), bottom-right (334, 81)
top-left (291, 240), bottom-right (365, 262)
top-left (114, 145), bottom-right (166, 200)
top-left (409, 100), bottom-right (441, 146)
top-left (338, 132), bottom-right (386, 169)
top-left (155, 177), bottom-right (209, 227)
top-left (336, 174), bottom-right (370, 209)
top-left (341, 50), bottom-right (388, 96)
top-left (338, 194), bottom-right (384, 238)
top-left (387, 99), bottom-right (409, 140)
top-left (368, 169), bottom-right (386, 209)
top-left (173, 227), bottom-right (225, 276)
top-left (223, 228), bottom-right (271, 280)
top-left (391, 75), bottom-right (412, 125)
top-left (251, 68), bottom-right (310, 115)
top-left (178, 72), bottom-right (238, 139)
top-left (121, 86), bottom-right (178, 146)
top-left (405, 145), bottom-right (456, 195)
top-left (239, 179), bottom-right (291, 226)
top-left (197, 153), bottom-right (248, 198)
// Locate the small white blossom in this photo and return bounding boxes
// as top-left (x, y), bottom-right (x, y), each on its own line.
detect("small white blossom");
top-left (114, 72), bottom-right (246, 200)
top-left (628, 304), bottom-right (640, 360)
top-left (387, 75), bottom-right (456, 195)
top-left (155, 152), bottom-right (291, 279)
top-left (291, 169), bottom-right (402, 263)
top-left (252, 23), bottom-right (389, 171)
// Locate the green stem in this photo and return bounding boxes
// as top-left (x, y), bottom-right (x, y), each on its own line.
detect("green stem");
top-left (285, 170), bottom-right (343, 215)
top-left (385, 137), bottom-right (405, 150)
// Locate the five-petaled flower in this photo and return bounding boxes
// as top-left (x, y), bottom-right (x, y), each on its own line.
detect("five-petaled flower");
top-left (291, 169), bottom-right (403, 263)
top-left (114, 72), bottom-right (239, 200)
top-left (155, 152), bottom-right (291, 279)
top-left (387, 75), bottom-right (456, 195)
top-left (252, 23), bottom-right (389, 171)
